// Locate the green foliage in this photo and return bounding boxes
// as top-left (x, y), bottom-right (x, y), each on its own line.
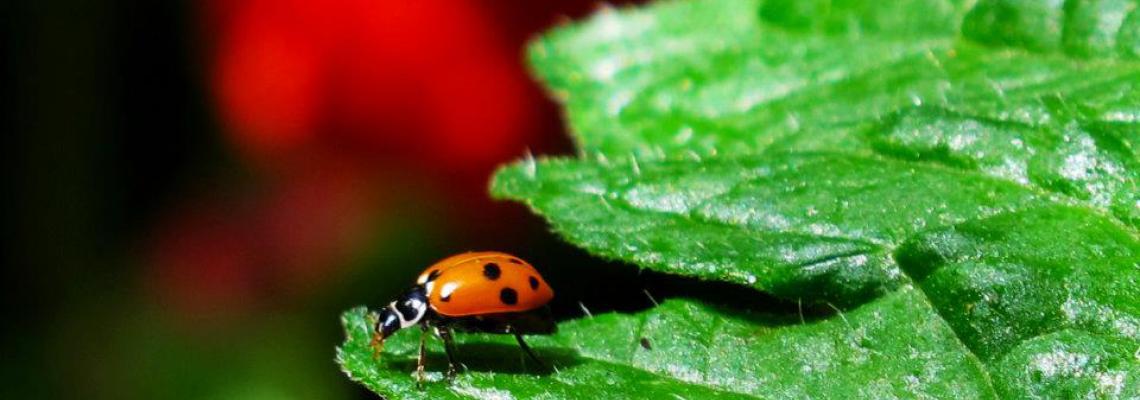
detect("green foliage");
top-left (340, 0), bottom-right (1140, 398)
top-left (340, 288), bottom-right (995, 399)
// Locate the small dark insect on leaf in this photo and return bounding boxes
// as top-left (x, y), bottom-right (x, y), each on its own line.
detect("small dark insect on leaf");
top-left (639, 337), bottom-right (652, 350)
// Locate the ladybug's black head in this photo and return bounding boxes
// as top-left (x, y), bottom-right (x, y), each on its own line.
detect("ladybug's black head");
top-left (373, 308), bottom-right (402, 341)
top-left (372, 286), bottom-right (429, 342)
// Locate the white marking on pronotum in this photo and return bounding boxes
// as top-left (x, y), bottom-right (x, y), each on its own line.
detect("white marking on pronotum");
top-left (390, 302), bottom-right (420, 329)
top-left (578, 301), bottom-right (594, 318)
top-left (387, 303), bottom-right (403, 321)
top-left (405, 297), bottom-right (424, 312)
top-left (424, 281), bottom-right (436, 296)
top-left (440, 282), bottom-right (459, 299)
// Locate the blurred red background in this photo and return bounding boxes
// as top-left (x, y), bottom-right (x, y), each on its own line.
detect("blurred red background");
top-left (151, 0), bottom-right (596, 327)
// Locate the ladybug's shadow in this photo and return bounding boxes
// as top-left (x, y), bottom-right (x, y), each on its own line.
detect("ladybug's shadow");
top-left (389, 342), bottom-right (582, 376)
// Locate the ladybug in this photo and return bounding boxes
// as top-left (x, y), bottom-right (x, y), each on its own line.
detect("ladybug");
top-left (370, 251), bottom-right (555, 382)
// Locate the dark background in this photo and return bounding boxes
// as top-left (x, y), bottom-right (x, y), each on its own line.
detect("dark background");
top-left (2, 1), bottom-right (644, 398)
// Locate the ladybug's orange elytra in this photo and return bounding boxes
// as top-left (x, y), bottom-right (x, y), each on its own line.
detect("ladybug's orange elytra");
top-left (417, 251), bottom-right (554, 317)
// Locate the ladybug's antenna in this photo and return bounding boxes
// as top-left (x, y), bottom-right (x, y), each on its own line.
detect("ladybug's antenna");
top-left (367, 312), bottom-right (385, 360)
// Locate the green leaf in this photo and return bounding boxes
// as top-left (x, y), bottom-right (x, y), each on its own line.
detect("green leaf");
top-left (341, 0), bottom-right (1140, 398)
top-left (494, 153), bottom-right (1055, 304)
top-left (485, 154), bottom-right (1140, 397)
top-left (339, 286), bottom-right (997, 399)
top-left (530, 0), bottom-right (1139, 226)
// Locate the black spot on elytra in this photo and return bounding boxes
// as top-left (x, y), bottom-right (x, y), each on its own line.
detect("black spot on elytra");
top-left (508, 258), bottom-right (523, 264)
top-left (440, 292), bottom-right (451, 302)
top-left (426, 269), bottom-right (441, 282)
top-left (528, 276), bottom-right (540, 290)
top-left (483, 263), bottom-right (501, 280)
top-left (499, 288), bottom-right (518, 305)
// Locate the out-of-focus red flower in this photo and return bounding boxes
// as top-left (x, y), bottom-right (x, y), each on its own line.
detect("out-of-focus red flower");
top-left (255, 161), bottom-right (379, 297)
top-left (210, 0), bottom-right (535, 174)
top-left (147, 161), bottom-right (382, 325)
top-left (148, 1), bottom-right (618, 325)
top-left (149, 200), bottom-right (261, 321)
top-left (212, 2), bottom-right (325, 156)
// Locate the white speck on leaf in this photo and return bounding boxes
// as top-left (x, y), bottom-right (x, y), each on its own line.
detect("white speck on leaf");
top-left (1060, 151), bottom-right (1094, 180)
top-left (947, 133), bottom-right (976, 151)
top-left (1030, 349), bottom-right (1089, 378)
top-left (575, 183), bottom-right (607, 196)
top-left (453, 385), bottom-right (515, 400)
top-left (1100, 110), bottom-right (1140, 122)
top-left (607, 90), bottom-right (633, 115)
top-left (674, 126), bottom-right (694, 144)
top-left (785, 113), bottom-right (801, 131)
top-left (1096, 372), bottom-right (1124, 397)
top-left (596, 152), bottom-right (610, 166)
top-left (591, 57), bottom-right (620, 82)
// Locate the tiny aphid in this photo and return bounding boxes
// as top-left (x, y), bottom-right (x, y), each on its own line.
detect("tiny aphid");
top-left (370, 251), bottom-right (555, 384)
top-left (639, 337), bottom-right (652, 350)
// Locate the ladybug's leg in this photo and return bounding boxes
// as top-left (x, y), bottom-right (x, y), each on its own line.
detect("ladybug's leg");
top-left (512, 331), bottom-right (547, 370)
top-left (436, 326), bottom-right (460, 379)
top-left (415, 324), bottom-right (428, 388)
